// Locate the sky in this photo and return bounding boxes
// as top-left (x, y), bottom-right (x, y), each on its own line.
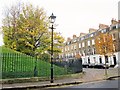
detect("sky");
top-left (0, 0), bottom-right (119, 46)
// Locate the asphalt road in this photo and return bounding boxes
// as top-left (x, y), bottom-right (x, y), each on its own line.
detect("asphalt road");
top-left (65, 79), bottom-right (119, 88)
top-left (80, 68), bottom-right (119, 82)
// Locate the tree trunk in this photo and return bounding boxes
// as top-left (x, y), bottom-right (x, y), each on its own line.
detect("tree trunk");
top-left (104, 55), bottom-right (108, 79)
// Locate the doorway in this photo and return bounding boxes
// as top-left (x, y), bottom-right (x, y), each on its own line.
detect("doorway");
top-left (105, 56), bottom-right (108, 63)
top-left (88, 57), bottom-right (90, 64)
top-left (113, 55), bottom-right (117, 65)
top-left (99, 56), bottom-right (102, 63)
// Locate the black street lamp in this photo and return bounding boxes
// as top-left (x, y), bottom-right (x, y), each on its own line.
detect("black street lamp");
top-left (49, 13), bottom-right (56, 83)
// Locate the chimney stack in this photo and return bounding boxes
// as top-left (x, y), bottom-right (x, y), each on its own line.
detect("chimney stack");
top-left (89, 28), bottom-right (97, 33)
top-left (99, 24), bottom-right (109, 29)
top-left (111, 18), bottom-right (118, 25)
top-left (79, 33), bottom-right (86, 37)
top-left (67, 37), bottom-right (71, 41)
top-left (73, 34), bottom-right (77, 39)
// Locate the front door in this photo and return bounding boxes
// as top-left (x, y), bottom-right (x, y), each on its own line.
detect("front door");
top-left (99, 56), bottom-right (102, 63)
top-left (105, 56), bottom-right (108, 63)
top-left (113, 55), bottom-right (117, 65)
top-left (88, 57), bottom-right (90, 64)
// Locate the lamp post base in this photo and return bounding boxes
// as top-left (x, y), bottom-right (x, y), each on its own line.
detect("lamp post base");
top-left (50, 80), bottom-right (54, 83)
top-left (50, 66), bottom-right (54, 83)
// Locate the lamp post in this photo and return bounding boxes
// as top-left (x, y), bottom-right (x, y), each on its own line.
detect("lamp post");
top-left (49, 13), bottom-right (56, 83)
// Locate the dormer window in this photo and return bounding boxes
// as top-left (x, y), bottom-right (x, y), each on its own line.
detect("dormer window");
top-left (91, 34), bottom-right (93, 37)
top-left (81, 37), bottom-right (85, 40)
top-left (101, 29), bottom-right (106, 33)
top-left (73, 39), bottom-right (76, 42)
top-left (112, 26), bottom-right (116, 30)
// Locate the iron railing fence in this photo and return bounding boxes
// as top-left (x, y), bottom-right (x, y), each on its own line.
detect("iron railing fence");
top-left (1, 53), bottom-right (82, 79)
top-left (53, 59), bottom-right (83, 73)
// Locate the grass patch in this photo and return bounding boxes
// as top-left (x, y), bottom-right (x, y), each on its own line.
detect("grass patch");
top-left (1, 46), bottom-right (72, 79)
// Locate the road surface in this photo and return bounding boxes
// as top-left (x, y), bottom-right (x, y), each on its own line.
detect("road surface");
top-left (65, 79), bottom-right (119, 88)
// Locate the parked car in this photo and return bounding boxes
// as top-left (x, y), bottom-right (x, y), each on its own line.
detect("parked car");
top-left (82, 63), bottom-right (89, 68)
top-left (94, 63), bottom-right (109, 69)
top-left (88, 63), bottom-right (95, 68)
top-left (114, 64), bottom-right (119, 68)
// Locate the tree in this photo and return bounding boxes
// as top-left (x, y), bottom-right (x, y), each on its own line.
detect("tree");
top-left (46, 32), bottom-right (64, 61)
top-left (2, 3), bottom-right (64, 58)
top-left (95, 32), bottom-right (115, 78)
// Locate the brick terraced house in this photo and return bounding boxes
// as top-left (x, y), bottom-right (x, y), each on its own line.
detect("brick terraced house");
top-left (59, 19), bottom-right (120, 68)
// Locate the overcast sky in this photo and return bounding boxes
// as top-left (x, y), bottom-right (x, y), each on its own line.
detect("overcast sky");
top-left (0, 0), bottom-right (119, 46)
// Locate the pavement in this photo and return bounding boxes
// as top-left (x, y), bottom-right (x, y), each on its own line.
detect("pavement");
top-left (1, 68), bottom-right (119, 90)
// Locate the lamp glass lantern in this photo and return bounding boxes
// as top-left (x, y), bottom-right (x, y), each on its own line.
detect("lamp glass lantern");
top-left (49, 13), bottom-right (56, 24)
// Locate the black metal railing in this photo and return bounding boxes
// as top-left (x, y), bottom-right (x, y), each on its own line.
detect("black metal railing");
top-left (1, 53), bottom-right (83, 79)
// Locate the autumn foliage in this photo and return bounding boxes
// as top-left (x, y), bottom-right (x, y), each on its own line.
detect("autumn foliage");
top-left (95, 32), bottom-right (115, 56)
top-left (2, 3), bottom-right (64, 57)
top-left (74, 53), bottom-right (81, 59)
